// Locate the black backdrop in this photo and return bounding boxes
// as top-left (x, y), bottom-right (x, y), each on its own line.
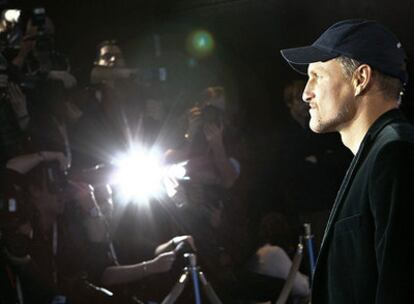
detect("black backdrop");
top-left (4, 0), bottom-right (411, 206)
top-left (7, 0), bottom-right (414, 128)
top-left (3, 0), bottom-right (413, 221)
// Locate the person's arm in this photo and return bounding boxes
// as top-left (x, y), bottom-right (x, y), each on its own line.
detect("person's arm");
top-left (204, 123), bottom-right (239, 188)
top-left (6, 151), bottom-right (69, 174)
top-left (47, 71), bottom-right (77, 89)
top-left (163, 147), bottom-right (190, 164)
top-left (90, 66), bottom-right (136, 85)
top-left (369, 141), bottom-right (413, 303)
top-left (8, 82), bottom-right (30, 130)
top-left (100, 251), bottom-right (176, 286)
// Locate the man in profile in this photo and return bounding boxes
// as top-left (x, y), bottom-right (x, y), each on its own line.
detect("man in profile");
top-left (281, 19), bottom-right (412, 303)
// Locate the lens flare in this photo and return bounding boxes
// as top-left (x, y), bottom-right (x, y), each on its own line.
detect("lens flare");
top-left (186, 30), bottom-right (215, 59)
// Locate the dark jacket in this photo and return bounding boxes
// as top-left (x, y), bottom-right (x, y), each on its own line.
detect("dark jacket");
top-left (312, 109), bottom-right (414, 304)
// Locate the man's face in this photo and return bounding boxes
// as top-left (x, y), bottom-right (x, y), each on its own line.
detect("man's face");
top-left (302, 59), bottom-right (356, 133)
top-left (97, 45), bottom-right (125, 68)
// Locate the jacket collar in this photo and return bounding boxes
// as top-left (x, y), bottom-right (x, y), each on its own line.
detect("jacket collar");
top-left (362, 108), bottom-right (406, 145)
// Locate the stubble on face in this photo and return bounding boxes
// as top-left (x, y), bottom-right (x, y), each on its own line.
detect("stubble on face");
top-left (310, 101), bottom-right (354, 133)
top-left (306, 60), bottom-right (355, 134)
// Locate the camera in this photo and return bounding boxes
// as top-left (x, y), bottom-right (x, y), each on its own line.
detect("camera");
top-left (32, 7), bottom-right (46, 31)
top-left (29, 7), bottom-right (57, 59)
top-left (0, 8), bottom-right (23, 51)
top-left (201, 104), bottom-right (223, 126)
top-left (185, 104), bottom-right (224, 143)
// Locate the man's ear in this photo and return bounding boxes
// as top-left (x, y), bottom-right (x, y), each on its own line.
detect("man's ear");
top-left (353, 64), bottom-right (373, 96)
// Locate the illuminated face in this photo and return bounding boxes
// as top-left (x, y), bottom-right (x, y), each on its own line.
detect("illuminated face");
top-left (97, 45), bottom-right (125, 68)
top-left (302, 60), bottom-right (356, 133)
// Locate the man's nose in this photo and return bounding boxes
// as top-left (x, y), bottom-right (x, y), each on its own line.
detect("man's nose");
top-left (302, 83), bottom-right (314, 103)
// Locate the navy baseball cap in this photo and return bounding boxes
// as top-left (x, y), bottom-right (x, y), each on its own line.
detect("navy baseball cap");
top-left (280, 19), bottom-right (408, 84)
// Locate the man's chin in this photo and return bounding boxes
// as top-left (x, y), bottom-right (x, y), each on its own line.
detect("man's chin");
top-left (310, 121), bottom-right (329, 134)
top-left (309, 120), bottom-right (321, 133)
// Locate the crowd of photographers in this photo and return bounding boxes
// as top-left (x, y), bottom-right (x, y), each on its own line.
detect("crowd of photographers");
top-left (0, 5), bottom-right (351, 304)
top-left (0, 6), bottom-right (253, 304)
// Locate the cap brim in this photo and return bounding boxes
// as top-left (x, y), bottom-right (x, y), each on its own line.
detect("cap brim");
top-left (280, 45), bottom-right (339, 74)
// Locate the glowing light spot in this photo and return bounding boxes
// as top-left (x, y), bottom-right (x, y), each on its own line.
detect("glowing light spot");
top-left (187, 30), bottom-right (215, 59)
top-left (187, 58), bottom-right (198, 68)
top-left (110, 147), bottom-right (188, 205)
top-left (4, 9), bottom-right (21, 23)
top-left (111, 149), bottom-right (164, 204)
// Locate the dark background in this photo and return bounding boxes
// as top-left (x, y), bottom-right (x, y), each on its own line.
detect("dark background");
top-left (8, 0), bottom-right (414, 129)
top-left (2, 0), bottom-right (413, 290)
top-left (3, 0), bottom-right (413, 226)
top-left (5, 0), bottom-right (412, 215)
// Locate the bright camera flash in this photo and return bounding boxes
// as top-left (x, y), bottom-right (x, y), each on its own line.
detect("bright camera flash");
top-left (4, 9), bottom-right (21, 23)
top-left (111, 150), bottom-right (164, 202)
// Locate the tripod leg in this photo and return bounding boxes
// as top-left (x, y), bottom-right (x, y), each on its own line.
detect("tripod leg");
top-left (161, 272), bottom-right (189, 304)
top-left (190, 268), bottom-right (203, 304)
top-left (198, 271), bottom-right (223, 304)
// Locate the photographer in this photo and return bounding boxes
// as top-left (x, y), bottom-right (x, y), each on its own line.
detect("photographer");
top-left (12, 8), bottom-right (72, 75)
top-left (0, 158), bottom-right (33, 304)
top-left (70, 39), bottom-right (154, 171)
top-left (90, 40), bottom-right (133, 87)
top-left (0, 151), bottom-right (112, 304)
top-left (165, 86), bottom-right (239, 188)
top-left (0, 151), bottom-right (65, 303)
top-left (0, 53), bottom-right (30, 166)
top-left (163, 86), bottom-right (240, 300)
top-left (7, 7), bottom-right (77, 117)
top-left (2, 151), bottom-right (199, 303)
top-left (0, 8), bottom-right (23, 53)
